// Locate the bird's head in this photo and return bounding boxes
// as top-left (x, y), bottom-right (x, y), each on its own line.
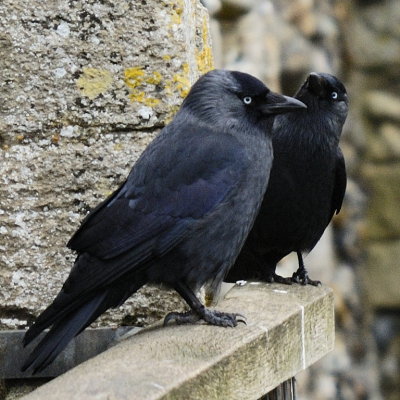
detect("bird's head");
top-left (181, 69), bottom-right (306, 130)
top-left (296, 72), bottom-right (349, 124)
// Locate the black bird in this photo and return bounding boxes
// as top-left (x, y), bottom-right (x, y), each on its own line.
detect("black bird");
top-left (226, 72), bottom-right (348, 286)
top-left (22, 69), bottom-right (306, 373)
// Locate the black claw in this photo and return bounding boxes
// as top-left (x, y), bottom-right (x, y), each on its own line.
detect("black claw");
top-left (163, 309), bottom-right (246, 328)
top-left (203, 309), bottom-right (239, 327)
top-left (292, 270), bottom-right (321, 286)
top-left (168, 283), bottom-right (246, 328)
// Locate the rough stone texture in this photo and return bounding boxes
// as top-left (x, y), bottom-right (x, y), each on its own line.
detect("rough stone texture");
top-left (341, 1), bottom-right (400, 399)
top-left (0, 0), bottom-right (213, 330)
top-left (2, 0), bottom-right (400, 399)
top-left (364, 241), bottom-right (400, 308)
top-left (362, 164), bottom-right (400, 241)
top-left (0, 0), bottom-right (213, 140)
top-left (365, 122), bottom-right (400, 162)
top-left (364, 91), bottom-right (400, 123)
top-left (343, 0), bottom-right (400, 68)
top-left (18, 284), bottom-right (334, 400)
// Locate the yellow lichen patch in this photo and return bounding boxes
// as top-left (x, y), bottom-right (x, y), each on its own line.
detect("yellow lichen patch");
top-left (76, 68), bottom-right (113, 99)
top-left (124, 67), bottom-right (162, 107)
top-left (169, 0), bottom-right (184, 28)
top-left (129, 92), bottom-right (160, 107)
top-left (128, 91), bottom-right (145, 103)
top-left (173, 73), bottom-right (190, 98)
top-left (169, 62), bottom-right (190, 98)
top-left (162, 62), bottom-right (190, 122)
top-left (124, 67), bottom-right (146, 89)
top-left (196, 46), bottom-right (214, 75)
top-left (147, 71), bottom-right (162, 85)
top-left (144, 97), bottom-right (161, 107)
top-left (196, 16), bottom-right (214, 75)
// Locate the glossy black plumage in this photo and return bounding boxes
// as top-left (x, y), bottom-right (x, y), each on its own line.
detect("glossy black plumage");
top-left (22, 69), bottom-right (306, 373)
top-left (226, 72), bottom-right (348, 285)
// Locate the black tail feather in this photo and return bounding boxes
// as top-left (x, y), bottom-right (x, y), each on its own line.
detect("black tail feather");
top-left (22, 291), bottom-right (93, 348)
top-left (22, 275), bottom-right (148, 374)
top-left (22, 292), bottom-right (107, 373)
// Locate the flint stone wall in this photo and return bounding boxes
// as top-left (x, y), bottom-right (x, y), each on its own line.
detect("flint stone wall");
top-left (0, 0), bottom-right (213, 330)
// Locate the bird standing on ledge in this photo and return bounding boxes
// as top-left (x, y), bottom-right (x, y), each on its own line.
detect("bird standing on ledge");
top-left (227, 72), bottom-right (348, 286)
top-left (22, 69), bottom-right (306, 374)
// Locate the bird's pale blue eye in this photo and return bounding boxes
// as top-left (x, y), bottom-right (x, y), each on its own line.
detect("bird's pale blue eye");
top-left (243, 96), bottom-right (252, 105)
top-left (331, 92), bottom-right (338, 100)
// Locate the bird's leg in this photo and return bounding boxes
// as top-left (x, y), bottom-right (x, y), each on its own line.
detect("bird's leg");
top-left (231, 250), bottom-right (292, 285)
top-left (262, 257), bottom-right (293, 285)
top-left (291, 252), bottom-right (321, 286)
top-left (164, 281), bottom-right (246, 327)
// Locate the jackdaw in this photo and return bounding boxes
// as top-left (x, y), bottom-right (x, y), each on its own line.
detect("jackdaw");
top-left (226, 72), bottom-right (348, 286)
top-left (22, 69), bottom-right (306, 373)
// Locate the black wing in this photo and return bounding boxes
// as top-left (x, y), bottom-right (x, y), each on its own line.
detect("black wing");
top-left (22, 124), bottom-right (251, 372)
top-left (331, 147), bottom-right (347, 217)
top-left (68, 123), bottom-right (249, 270)
top-left (24, 124), bottom-right (250, 341)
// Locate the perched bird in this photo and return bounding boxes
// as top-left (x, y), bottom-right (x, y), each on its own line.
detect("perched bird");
top-left (226, 72), bottom-right (348, 286)
top-left (22, 69), bottom-right (306, 373)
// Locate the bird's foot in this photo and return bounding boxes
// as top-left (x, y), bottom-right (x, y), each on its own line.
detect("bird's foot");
top-left (202, 309), bottom-right (247, 327)
top-left (265, 272), bottom-right (293, 285)
top-left (164, 309), bottom-right (246, 328)
top-left (291, 269), bottom-right (321, 286)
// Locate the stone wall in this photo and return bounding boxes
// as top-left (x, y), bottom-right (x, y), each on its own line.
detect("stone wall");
top-left (343, 1), bottom-right (400, 399)
top-left (1, 0), bottom-right (400, 399)
top-left (0, 0), bottom-right (213, 331)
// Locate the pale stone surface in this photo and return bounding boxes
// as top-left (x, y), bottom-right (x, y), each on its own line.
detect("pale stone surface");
top-left (345, 2), bottom-right (400, 395)
top-left (365, 122), bottom-right (400, 162)
top-left (220, 4), bottom-right (282, 91)
top-left (0, 0), bottom-right (213, 329)
top-left (19, 284), bottom-right (334, 400)
top-left (364, 241), bottom-right (400, 308)
top-left (343, 0), bottom-right (400, 68)
top-left (364, 91), bottom-right (400, 122)
top-left (362, 163), bottom-right (400, 240)
top-left (0, 0), bottom-right (213, 139)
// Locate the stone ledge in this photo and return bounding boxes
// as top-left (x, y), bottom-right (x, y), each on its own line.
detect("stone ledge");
top-left (0, 327), bottom-right (141, 379)
top-left (19, 283), bottom-right (334, 400)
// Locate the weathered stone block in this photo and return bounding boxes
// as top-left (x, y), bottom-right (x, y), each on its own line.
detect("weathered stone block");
top-left (343, 0), bottom-right (400, 68)
top-left (0, 0), bottom-right (213, 329)
top-left (0, 0), bottom-right (213, 141)
top-left (364, 241), bottom-right (400, 308)
top-left (364, 91), bottom-right (400, 123)
top-left (365, 122), bottom-right (400, 162)
top-left (361, 163), bottom-right (400, 240)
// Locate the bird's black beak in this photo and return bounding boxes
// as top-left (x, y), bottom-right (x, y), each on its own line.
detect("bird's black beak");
top-left (259, 92), bottom-right (307, 115)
